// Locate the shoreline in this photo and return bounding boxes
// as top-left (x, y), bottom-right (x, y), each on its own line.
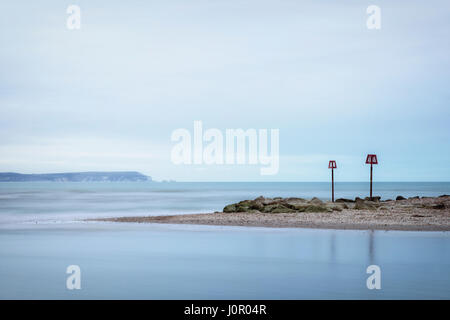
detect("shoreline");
top-left (93, 195), bottom-right (450, 232)
top-left (93, 211), bottom-right (450, 232)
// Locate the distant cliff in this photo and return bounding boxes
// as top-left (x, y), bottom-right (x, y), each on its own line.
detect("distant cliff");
top-left (0, 172), bottom-right (151, 182)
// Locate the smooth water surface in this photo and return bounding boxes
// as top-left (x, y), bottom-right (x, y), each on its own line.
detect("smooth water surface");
top-left (0, 223), bottom-right (448, 299)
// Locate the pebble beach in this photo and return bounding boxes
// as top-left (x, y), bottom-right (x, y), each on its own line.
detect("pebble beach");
top-left (96, 195), bottom-right (450, 231)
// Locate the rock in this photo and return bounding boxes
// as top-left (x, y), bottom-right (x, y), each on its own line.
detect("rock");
top-left (271, 207), bottom-right (296, 213)
top-left (365, 196), bottom-right (381, 202)
top-left (248, 200), bottom-right (264, 211)
top-left (253, 196), bottom-right (266, 203)
top-left (409, 196), bottom-right (420, 199)
top-left (290, 204), bottom-right (309, 212)
top-left (276, 199), bottom-right (341, 213)
top-left (396, 196), bottom-right (406, 201)
top-left (303, 205), bottom-right (330, 213)
top-left (354, 198), bottom-right (376, 210)
top-left (232, 199), bottom-right (265, 212)
top-left (284, 197), bottom-right (307, 203)
top-left (354, 197), bottom-right (363, 203)
top-left (238, 200), bottom-right (253, 206)
top-left (263, 204), bottom-right (295, 213)
top-left (223, 200), bottom-right (265, 213)
top-left (309, 197), bottom-right (323, 205)
top-left (261, 204), bottom-right (278, 213)
top-left (252, 203), bottom-right (265, 211)
top-left (336, 198), bottom-right (355, 203)
top-left (354, 202), bottom-right (365, 210)
top-left (234, 201), bottom-right (249, 211)
top-left (223, 204), bottom-right (237, 213)
top-left (284, 200), bottom-right (307, 210)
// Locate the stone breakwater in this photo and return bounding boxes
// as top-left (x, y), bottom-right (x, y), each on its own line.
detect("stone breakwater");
top-left (222, 195), bottom-right (450, 214)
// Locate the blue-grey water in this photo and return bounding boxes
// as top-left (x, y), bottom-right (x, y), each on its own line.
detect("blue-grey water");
top-left (0, 182), bottom-right (449, 299)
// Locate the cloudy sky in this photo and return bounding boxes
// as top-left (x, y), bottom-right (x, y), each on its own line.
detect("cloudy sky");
top-left (0, 0), bottom-right (449, 181)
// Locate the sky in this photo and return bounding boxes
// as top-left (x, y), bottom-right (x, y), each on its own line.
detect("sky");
top-left (0, 0), bottom-right (449, 181)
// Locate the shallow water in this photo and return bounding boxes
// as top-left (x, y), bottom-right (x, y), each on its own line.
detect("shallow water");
top-left (0, 223), bottom-right (448, 299)
top-left (0, 182), bottom-right (449, 299)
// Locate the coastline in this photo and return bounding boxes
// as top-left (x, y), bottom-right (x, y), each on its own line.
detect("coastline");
top-left (94, 211), bottom-right (450, 232)
top-left (93, 195), bottom-right (450, 231)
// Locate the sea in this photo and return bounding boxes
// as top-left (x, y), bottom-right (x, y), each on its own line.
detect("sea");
top-left (0, 181), bottom-right (449, 299)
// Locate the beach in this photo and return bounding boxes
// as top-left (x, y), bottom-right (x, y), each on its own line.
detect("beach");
top-left (96, 195), bottom-right (450, 231)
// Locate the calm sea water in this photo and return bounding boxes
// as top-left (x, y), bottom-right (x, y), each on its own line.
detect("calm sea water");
top-left (0, 182), bottom-right (449, 299)
top-left (0, 181), bottom-right (449, 223)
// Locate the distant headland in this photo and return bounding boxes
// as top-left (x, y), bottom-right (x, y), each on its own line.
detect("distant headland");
top-left (0, 171), bottom-right (151, 182)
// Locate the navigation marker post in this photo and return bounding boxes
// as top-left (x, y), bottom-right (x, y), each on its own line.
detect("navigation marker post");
top-left (328, 160), bottom-right (337, 202)
top-left (365, 154), bottom-right (378, 200)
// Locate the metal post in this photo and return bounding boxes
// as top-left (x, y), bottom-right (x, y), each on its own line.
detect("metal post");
top-left (370, 163), bottom-right (373, 200)
top-left (366, 154), bottom-right (377, 201)
top-left (331, 168), bottom-right (334, 202)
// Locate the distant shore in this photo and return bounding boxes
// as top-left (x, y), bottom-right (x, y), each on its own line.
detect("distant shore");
top-left (94, 195), bottom-right (450, 231)
top-left (0, 171), bottom-right (150, 182)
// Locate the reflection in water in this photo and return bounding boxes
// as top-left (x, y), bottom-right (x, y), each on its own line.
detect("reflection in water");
top-left (369, 230), bottom-right (375, 265)
top-left (0, 224), bottom-right (448, 299)
top-left (330, 233), bottom-right (336, 262)
top-left (328, 230), bottom-right (376, 264)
